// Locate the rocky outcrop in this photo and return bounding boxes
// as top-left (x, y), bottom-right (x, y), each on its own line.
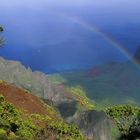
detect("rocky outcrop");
top-left (0, 57), bottom-right (73, 105)
top-left (69, 110), bottom-right (119, 140)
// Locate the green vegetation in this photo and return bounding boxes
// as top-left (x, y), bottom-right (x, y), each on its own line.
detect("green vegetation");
top-left (0, 94), bottom-right (38, 140)
top-left (48, 74), bottom-right (67, 84)
top-left (110, 126), bottom-right (120, 140)
top-left (105, 105), bottom-right (140, 140)
top-left (0, 94), bottom-right (85, 140)
top-left (66, 86), bottom-right (95, 111)
top-left (35, 115), bottom-right (85, 140)
top-left (48, 74), bottom-right (95, 112)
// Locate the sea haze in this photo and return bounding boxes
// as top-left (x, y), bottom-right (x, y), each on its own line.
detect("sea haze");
top-left (0, 0), bottom-right (140, 73)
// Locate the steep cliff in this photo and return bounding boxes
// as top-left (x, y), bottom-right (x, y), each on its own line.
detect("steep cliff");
top-left (69, 110), bottom-right (119, 140)
top-left (0, 57), bottom-right (75, 106)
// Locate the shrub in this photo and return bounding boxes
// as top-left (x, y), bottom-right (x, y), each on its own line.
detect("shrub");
top-left (105, 105), bottom-right (140, 140)
top-left (34, 115), bottom-right (85, 140)
top-left (0, 94), bottom-right (38, 140)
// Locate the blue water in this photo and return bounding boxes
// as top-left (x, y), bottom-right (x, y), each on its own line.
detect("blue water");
top-left (0, 0), bottom-right (140, 73)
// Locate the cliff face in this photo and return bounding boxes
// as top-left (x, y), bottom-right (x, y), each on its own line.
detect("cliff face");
top-left (0, 57), bottom-right (74, 105)
top-left (69, 110), bottom-right (119, 140)
top-left (0, 57), bottom-right (53, 97)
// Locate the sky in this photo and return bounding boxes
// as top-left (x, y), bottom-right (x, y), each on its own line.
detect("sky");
top-left (0, 0), bottom-right (140, 73)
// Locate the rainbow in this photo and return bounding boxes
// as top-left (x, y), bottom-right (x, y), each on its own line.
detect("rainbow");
top-left (65, 16), bottom-right (140, 69)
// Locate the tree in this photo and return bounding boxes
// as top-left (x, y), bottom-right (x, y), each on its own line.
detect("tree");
top-left (0, 26), bottom-right (4, 47)
top-left (0, 26), bottom-right (4, 32)
top-left (105, 105), bottom-right (140, 140)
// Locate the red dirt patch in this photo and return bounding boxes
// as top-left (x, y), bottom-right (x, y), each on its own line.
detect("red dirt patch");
top-left (85, 68), bottom-right (101, 78)
top-left (0, 81), bottom-right (48, 115)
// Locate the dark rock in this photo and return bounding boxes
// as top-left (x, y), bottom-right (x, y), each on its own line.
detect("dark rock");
top-left (70, 110), bottom-right (119, 140)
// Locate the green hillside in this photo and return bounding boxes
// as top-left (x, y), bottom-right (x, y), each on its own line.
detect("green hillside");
top-left (0, 89), bottom-right (85, 140)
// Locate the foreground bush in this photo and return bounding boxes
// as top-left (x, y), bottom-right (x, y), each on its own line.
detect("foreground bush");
top-left (0, 94), bottom-right (38, 140)
top-left (105, 105), bottom-right (140, 140)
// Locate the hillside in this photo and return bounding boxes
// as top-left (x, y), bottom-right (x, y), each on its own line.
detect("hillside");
top-left (0, 80), bottom-right (85, 140)
top-left (0, 80), bottom-right (57, 116)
